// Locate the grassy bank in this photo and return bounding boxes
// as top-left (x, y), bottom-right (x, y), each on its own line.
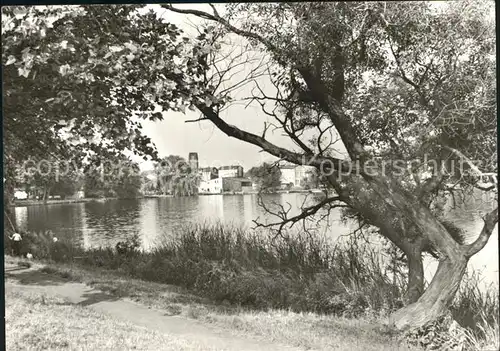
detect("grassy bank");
top-left (5, 285), bottom-right (217, 350)
top-left (4, 224), bottom-right (498, 350)
top-left (5, 256), bottom-right (415, 351)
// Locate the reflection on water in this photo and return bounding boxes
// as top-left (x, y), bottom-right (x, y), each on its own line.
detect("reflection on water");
top-left (14, 193), bottom-right (498, 284)
top-left (14, 194), bottom-right (350, 249)
top-left (13, 206), bottom-right (27, 230)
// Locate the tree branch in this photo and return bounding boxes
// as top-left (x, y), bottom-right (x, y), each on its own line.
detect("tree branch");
top-left (253, 195), bottom-right (343, 234)
top-left (474, 183), bottom-right (496, 192)
top-left (465, 207), bottom-right (498, 257)
top-left (194, 101), bottom-right (354, 173)
top-left (295, 67), bottom-right (366, 159)
top-left (163, 4), bottom-right (284, 63)
top-left (443, 145), bottom-right (482, 176)
top-left (417, 166), bottom-right (445, 199)
top-left (165, 4), bottom-right (367, 160)
top-left (185, 117), bottom-right (208, 123)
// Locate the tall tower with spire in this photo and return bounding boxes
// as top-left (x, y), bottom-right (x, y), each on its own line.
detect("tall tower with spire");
top-left (188, 152), bottom-right (199, 172)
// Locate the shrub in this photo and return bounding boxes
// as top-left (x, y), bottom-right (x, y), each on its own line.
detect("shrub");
top-left (403, 314), bottom-right (469, 350)
top-left (451, 271), bottom-right (499, 349)
top-left (115, 232), bottom-right (141, 256)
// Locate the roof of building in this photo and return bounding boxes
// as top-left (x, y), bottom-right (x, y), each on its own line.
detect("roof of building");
top-left (219, 165), bottom-right (243, 170)
top-left (199, 167), bottom-right (218, 172)
top-left (221, 177), bottom-right (252, 182)
top-left (279, 164), bottom-right (316, 170)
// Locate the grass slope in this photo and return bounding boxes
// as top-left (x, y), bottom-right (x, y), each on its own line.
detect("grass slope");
top-left (5, 256), bottom-right (419, 351)
top-left (5, 288), bottom-right (218, 351)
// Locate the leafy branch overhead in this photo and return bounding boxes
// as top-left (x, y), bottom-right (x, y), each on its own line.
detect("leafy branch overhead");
top-left (2, 5), bottom-right (227, 165)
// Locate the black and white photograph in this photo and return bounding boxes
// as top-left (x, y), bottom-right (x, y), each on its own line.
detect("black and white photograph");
top-left (2, 2), bottom-right (498, 350)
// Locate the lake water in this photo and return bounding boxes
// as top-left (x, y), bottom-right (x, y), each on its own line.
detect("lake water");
top-left (14, 193), bottom-right (498, 286)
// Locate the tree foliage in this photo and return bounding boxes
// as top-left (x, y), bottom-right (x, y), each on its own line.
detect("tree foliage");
top-left (2, 5), bottom-right (220, 181)
top-left (246, 162), bottom-right (281, 191)
top-left (84, 156), bottom-right (142, 199)
top-left (2, 4), bottom-right (219, 205)
top-left (16, 157), bottom-right (83, 201)
top-left (154, 155), bottom-right (199, 196)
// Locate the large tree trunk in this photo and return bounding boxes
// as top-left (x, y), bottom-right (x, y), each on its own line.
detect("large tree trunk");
top-left (42, 184), bottom-right (52, 204)
top-left (42, 185), bottom-right (48, 204)
top-left (4, 198), bottom-right (17, 233)
top-left (406, 248), bottom-right (424, 304)
top-left (3, 157), bottom-right (17, 232)
top-left (390, 255), bottom-right (468, 330)
top-left (344, 175), bottom-right (472, 330)
top-left (4, 177), bottom-right (15, 209)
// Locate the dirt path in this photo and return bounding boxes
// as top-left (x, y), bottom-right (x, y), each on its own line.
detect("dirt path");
top-left (5, 263), bottom-right (302, 351)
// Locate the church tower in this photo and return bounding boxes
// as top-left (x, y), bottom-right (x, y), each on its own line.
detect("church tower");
top-left (188, 152), bottom-right (199, 172)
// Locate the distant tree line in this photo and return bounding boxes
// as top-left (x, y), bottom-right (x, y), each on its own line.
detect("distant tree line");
top-left (14, 155), bottom-right (143, 201)
top-left (143, 155), bottom-right (200, 197)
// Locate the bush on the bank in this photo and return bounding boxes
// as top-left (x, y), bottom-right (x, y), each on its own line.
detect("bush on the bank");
top-left (4, 229), bottom-right (76, 260)
top-left (450, 272), bottom-right (499, 349)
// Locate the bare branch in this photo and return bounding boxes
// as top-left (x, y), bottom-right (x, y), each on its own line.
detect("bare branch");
top-left (185, 117), bottom-right (209, 123)
top-left (465, 207), bottom-right (499, 257)
top-left (443, 145), bottom-right (482, 176)
top-left (165, 3), bottom-right (367, 160)
top-left (163, 4), bottom-right (284, 63)
top-left (474, 184), bottom-right (496, 192)
top-left (253, 195), bottom-right (343, 235)
top-left (261, 122), bottom-right (270, 139)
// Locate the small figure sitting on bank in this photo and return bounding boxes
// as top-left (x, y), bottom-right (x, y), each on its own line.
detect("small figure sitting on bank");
top-left (9, 232), bottom-right (22, 256)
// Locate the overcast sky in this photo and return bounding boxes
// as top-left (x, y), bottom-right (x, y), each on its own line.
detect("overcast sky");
top-left (132, 4), bottom-right (347, 171)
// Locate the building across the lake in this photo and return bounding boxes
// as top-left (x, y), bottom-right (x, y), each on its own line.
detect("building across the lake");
top-left (14, 189), bottom-right (28, 200)
top-left (188, 152), bottom-right (199, 171)
top-left (279, 163), bottom-right (316, 188)
top-left (279, 164), bottom-right (296, 187)
top-left (188, 153), bottom-right (252, 194)
top-left (218, 165), bottom-right (244, 178)
top-left (199, 167), bottom-right (219, 182)
top-left (198, 178), bottom-right (223, 194)
top-left (222, 177), bottom-right (253, 193)
top-left (198, 177), bottom-right (253, 194)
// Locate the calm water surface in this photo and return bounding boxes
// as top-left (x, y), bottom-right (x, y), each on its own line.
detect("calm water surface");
top-left (14, 194), bottom-right (349, 249)
top-left (14, 193), bottom-right (498, 285)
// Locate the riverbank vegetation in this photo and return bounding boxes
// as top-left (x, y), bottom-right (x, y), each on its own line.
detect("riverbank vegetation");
top-left (4, 224), bottom-right (498, 350)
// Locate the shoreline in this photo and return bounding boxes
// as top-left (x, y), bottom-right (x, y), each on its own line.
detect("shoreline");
top-left (13, 190), bottom-right (330, 206)
top-left (13, 198), bottom-right (117, 207)
top-left (198, 189), bottom-right (328, 196)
